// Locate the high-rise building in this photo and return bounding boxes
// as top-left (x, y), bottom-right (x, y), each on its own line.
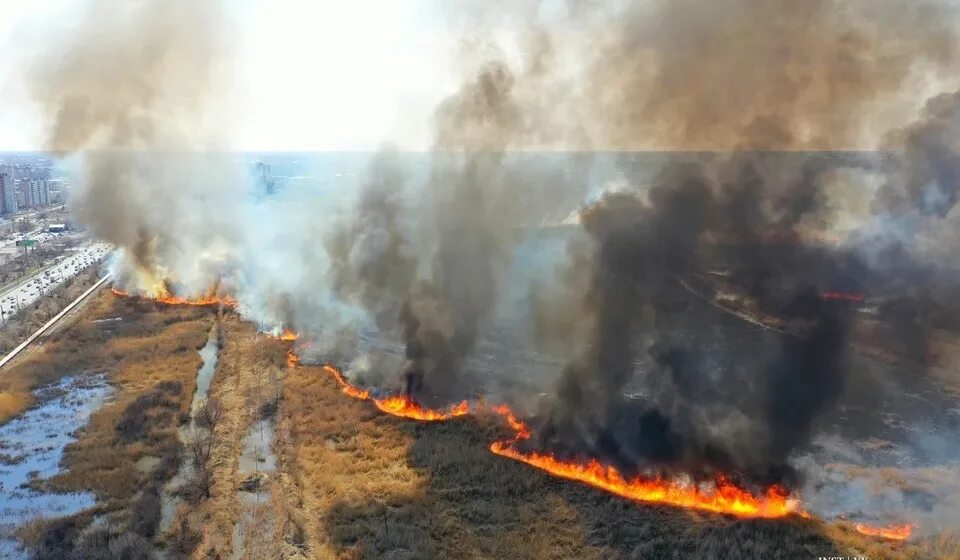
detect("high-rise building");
top-left (0, 172), bottom-right (17, 215)
top-left (47, 179), bottom-right (66, 204)
top-left (28, 179), bottom-right (49, 207)
top-left (15, 180), bottom-right (28, 209)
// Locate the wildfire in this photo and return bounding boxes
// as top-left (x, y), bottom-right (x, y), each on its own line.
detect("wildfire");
top-left (111, 286), bottom-right (236, 307)
top-left (374, 395), bottom-right (470, 421)
top-left (286, 349), bottom-right (300, 369)
top-left (322, 364), bottom-right (370, 400)
top-left (486, 403), bottom-right (798, 518)
top-left (312, 362), bottom-right (800, 518)
top-left (489, 442), bottom-right (798, 518)
top-left (319, 364), bottom-right (469, 420)
top-left (854, 523), bottom-right (913, 541)
top-left (280, 328), bottom-right (299, 341)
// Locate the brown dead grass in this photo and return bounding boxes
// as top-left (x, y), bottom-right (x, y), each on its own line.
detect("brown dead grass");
top-left (0, 389), bottom-right (31, 424)
top-left (178, 312), bottom-right (291, 559)
top-left (45, 294), bottom-right (212, 509)
top-left (278, 363), bottom-right (959, 560)
top-left (2, 289), bottom-right (215, 556)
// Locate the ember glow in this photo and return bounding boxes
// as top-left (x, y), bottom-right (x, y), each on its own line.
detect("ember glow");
top-left (854, 523), bottom-right (914, 541)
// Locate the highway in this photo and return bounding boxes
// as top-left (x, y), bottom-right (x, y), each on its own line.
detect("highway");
top-left (0, 242), bottom-right (112, 323)
top-left (0, 274), bottom-right (112, 369)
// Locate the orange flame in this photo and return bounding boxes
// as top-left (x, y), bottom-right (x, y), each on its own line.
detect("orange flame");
top-left (489, 442), bottom-right (797, 518)
top-left (320, 364), bottom-right (469, 420)
top-left (487, 403), bottom-right (798, 518)
top-left (111, 286), bottom-right (236, 307)
top-left (280, 328), bottom-right (299, 341)
top-left (374, 395), bottom-right (470, 421)
top-left (315, 362), bottom-right (800, 518)
top-left (854, 523), bottom-right (913, 541)
top-left (322, 364), bottom-right (371, 400)
top-left (286, 349), bottom-right (300, 369)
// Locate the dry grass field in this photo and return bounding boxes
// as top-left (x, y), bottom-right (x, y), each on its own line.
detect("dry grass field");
top-left (1, 290), bottom-right (214, 558)
top-left (177, 312), bottom-right (293, 560)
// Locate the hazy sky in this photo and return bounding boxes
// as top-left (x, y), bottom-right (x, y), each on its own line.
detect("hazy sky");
top-left (0, 0), bottom-right (462, 151)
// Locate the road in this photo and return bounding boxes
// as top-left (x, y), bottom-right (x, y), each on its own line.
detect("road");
top-left (0, 242), bottom-right (112, 324)
top-left (0, 274), bottom-right (112, 369)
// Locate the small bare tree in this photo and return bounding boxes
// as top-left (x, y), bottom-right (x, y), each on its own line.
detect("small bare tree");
top-left (184, 399), bottom-right (222, 502)
top-left (196, 397), bottom-right (223, 431)
top-left (184, 425), bottom-right (215, 500)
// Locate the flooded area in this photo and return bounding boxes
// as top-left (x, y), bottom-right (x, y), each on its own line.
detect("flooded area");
top-left (0, 375), bottom-right (112, 559)
top-left (231, 416), bottom-right (277, 560)
top-left (191, 328), bottom-right (219, 420)
top-left (159, 326), bottom-right (219, 534)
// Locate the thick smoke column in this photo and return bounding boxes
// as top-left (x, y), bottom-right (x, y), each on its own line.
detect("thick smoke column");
top-left (516, 0), bottom-right (960, 488)
top-left (329, 57), bottom-right (589, 399)
top-left (30, 0), bottom-right (240, 297)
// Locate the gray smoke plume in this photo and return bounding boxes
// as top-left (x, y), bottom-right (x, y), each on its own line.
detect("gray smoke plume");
top-left (328, 56), bottom-right (593, 399)
top-left (29, 0), bottom-right (241, 297)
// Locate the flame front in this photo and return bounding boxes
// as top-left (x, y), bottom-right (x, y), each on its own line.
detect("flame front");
top-left (111, 286), bottom-right (236, 307)
top-left (854, 523), bottom-right (913, 541)
top-left (321, 365), bottom-right (469, 420)
top-left (316, 362), bottom-right (800, 518)
top-left (486, 404), bottom-right (798, 518)
top-left (489, 443), bottom-right (797, 518)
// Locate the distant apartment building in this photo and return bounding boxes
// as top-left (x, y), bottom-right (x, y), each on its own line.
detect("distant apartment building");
top-left (0, 172), bottom-right (16, 215)
top-left (15, 180), bottom-right (28, 209)
top-left (47, 178), bottom-right (67, 204)
top-left (29, 179), bottom-right (50, 207)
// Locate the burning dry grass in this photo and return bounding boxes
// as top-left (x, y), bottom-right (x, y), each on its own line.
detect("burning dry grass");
top-left (280, 362), bottom-right (951, 560)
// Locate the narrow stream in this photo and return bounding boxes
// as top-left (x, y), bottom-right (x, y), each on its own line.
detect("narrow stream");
top-left (159, 325), bottom-right (219, 534)
top-left (230, 413), bottom-right (277, 558)
top-left (0, 374), bottom-right (112, 559)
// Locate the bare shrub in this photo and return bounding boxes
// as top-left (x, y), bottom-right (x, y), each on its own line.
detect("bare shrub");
top-left (129, 486), bottom-right (162, 538)
top-left (115, 382), bottom-right (181, 443)
top-left (184, 423), bottom-right (219, 501)
top-left (195, 396), bottom-right (223, 431)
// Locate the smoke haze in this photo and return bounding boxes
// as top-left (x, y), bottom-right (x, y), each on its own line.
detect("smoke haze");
top-left (26, 0), bottom-right (960, 529)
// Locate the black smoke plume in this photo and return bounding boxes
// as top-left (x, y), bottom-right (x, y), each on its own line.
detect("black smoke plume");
top-left (517, 0), bottom-right (960, 488)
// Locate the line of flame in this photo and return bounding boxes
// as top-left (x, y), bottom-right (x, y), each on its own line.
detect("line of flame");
top-left (318, 362), bottom-right (801, 518)
top-left (321, 365), bottom-right (469, 420)
top-left (854, 523), bottom-right (913, 541)
top-left (111, 287), bottom-right (236, 307)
